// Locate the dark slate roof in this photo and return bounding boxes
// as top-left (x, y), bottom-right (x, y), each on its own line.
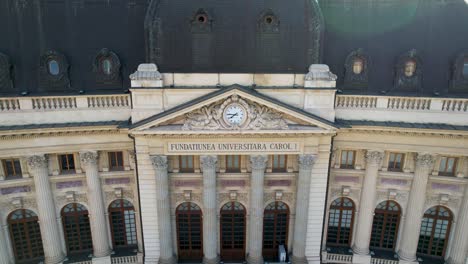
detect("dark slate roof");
top-left (131, 85), bottom-right (338, 129)
top-left (0, 120), bottom-right (129, 132)
top-left (0, 0), bottom-right (467, 98)
top-left (336, 119), bottom-right (468, 132)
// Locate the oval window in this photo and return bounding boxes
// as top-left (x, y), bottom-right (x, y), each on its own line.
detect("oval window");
top-left (404, 59), bottom-right (417, 77)
top-left (48, 60), bottom-right (60, 76)
top-left (102, 59), bottom-right (112, 75)
top-left (463, 57), bottom-right (468, 78)
top-left (352, 58), bottom-right (364, 75)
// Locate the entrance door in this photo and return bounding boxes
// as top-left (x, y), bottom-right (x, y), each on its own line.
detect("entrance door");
top-left (220, 202), bottom-right (246, 262)
top-left (176, 202), bottom-right (203, 261)
top-left (263, 201), bottom-right (290, 261)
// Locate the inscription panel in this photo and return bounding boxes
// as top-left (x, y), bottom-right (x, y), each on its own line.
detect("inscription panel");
top-left (166, 142), bottom-right (301, 154)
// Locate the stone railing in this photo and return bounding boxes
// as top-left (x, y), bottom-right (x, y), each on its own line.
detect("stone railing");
top-left (324, 253), bottom-right (353, 263)
top-left (441, 99), bottom-right (468, 112)
top-left (32, 96), bottom-right (77, 110)
top-left (387, 97), bottom-right (431, 110)
top-left (0, 98), bottom-right (20, 111)
top-left (111, 255), bottom-right (139, 264)
top-left (71, 261), bottom-right (92, 264)
top-left (335, 95), bottom-right (378, 109)
top-left (88, 95), bottom-right (130, 108)
top-left (370, 258), bottom-right (399, 264)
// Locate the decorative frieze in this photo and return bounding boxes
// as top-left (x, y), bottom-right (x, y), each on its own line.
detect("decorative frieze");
top-left (173, 180), bottom-right (201, 187)
top-left (334, 176), bottom-right (360, 184)
top-left (266, 179), bottom-right (292, 187)
top-left (105, 177), bottom-right (131, 185)
top-left (1, 186), bottom-right (31, 195)
top-left (380, 178), bottom-right (408, 186)
top-left (431, 182), bottom-right (460, 192)
top-left (220, 180), bottom-right (246, 187)
top-left (218, 192), bottom-right (248, 205)
top-left (56, 180), bottom-right (83, 189)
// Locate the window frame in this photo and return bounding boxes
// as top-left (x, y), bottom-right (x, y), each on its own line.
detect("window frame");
top-left (2, 159), bottom-right (22, 180)
top-left (438, 157), bottom-right (457, 177)
top-left (225, 155), bottom-right (241, 173)
top-left (108, 199), bottom-right (137, 248)
top-left (370, 200), bottom-right (401, 251)
top-left (179, 156), bottom-right (195, 173)
top-left (8, 209), bottom-right (44, 263)
top-left (340, 150), bottom-right (355, 169)
top-left (417, 206), bottom-right (453, 258)
top-left (59, 154), bottom-right (76, 174)
top-left (61, 203), bottom-right (93, 254)
top-left (108, 151), bottom-right (124, 171)
top-left (272, 155), bottom-right (287, 173)
top-left (326, 197), bottom-right (355, 247)
top-left (388, 152), bottom-right (405, 172)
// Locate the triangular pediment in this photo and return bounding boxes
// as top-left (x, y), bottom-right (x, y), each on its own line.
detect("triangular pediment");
top-left (131, 85), bottom-right (337, 134)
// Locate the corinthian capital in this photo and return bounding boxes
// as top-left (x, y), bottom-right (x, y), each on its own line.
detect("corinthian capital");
top-left (200, 155), bottom-right (217, 170)
top-left (298, 154), bottom-right (316, 170)
top-left (250, 155), bottom-right (268, 170)
top-left (27, 155), bottom-right (48, 169)
top-left (365, 150), bottom-right (384, 165)
top-left (416, 153), bottom-right (435, 168)
top-left (151, 155), bottom-right (168, 170)
top-left (80, 151), bottom-right (99, 165)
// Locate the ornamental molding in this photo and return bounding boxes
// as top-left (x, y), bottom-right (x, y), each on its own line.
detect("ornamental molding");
top-left (93, 48), bottom-right (121, 82)
top-left (340, 129), bottom-right (468, 140)
top-left (182, 95), bottom-right (288, 131)
top-left (329, 187), bottom-right (360, 206)
top-left (105, 190), bottom-right (134, 206)
top-left (0, 129), bottom-right (122, 141)
top-left (200, 155), bottom-right (217, 170)
top-left (172, 192), bottom-right (202, 207)
top-left (416, 153), bottom-right (436, 168)
top-left (263, 192), bottom-right (295, 212)
top-left (344, 48), bottom-right (369, 89)
top-left (376, 190), bottom-right (408, 204)
top-left (217, 192), bottom-right (248, 209)
top-left (151, 155), bottom-right (168, 170)
top-left (55, 193), bottom-right (88, 210)
top-left (393, 49), bottom-right (422, 92)
top-left (27, 155), bottom-right (48, 169)
top-left (80, 151), bottom-right (99, 165)
top-left (425, 194), bottom-right (461, 212)
top-left (250, 155), bottom-right (268, 170)
top-left (4, 197), bottom-right (37, 212)
top-left (298, 154), bottom-right (316, 170)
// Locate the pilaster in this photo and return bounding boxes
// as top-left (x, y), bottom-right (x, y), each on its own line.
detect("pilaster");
top-left (247, 155), bottom-right (268, 264)
top-left (352, 151), bottom-right (384, 264)
top-left (80, 151), bottom-right (112, 263)
top-left (27, 155), bottom-right (66, 264)
top-left (447, 184), bottom-right (468, 264)
top-left (0, 223), bottom-right (12, 264)
top-left (398, 153), bottom-right (435, 263)
top-left (292, 154), bottom-right (316, 264)
top-left (200, 155), bottom-right (219, 264)
top-left (150, 155), bottom-right (176, 264)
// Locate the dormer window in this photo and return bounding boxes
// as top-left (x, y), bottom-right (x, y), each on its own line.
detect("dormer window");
top-left (352, 58), bottom-right (364, 75)
top-left (48, 60), bottom-right (60, 76)
top-left (264, 15), bottom-right (274, 25)
top-left (404, 59), bottom-right (416, 77)
top-left (463, 57), bottom-right (468, 78)
top-left (102, 59), bottom-right (112, 75)
top-left (196, 14), bottom-right (207, 24)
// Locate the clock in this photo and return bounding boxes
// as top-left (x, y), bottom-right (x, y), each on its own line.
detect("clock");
top-left (223, 103), bottom-right (246, 125)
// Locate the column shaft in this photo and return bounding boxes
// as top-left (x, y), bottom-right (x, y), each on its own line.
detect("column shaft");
top-left (28, 155), bottom-right (65, 264)
top-left (247, 155), bottom-right (268, 264)
top-left (353, 151), bottom-right (384, 256)
top-left (80, 152), bottom-right (112, 258)
top-left (447, 184), bottom-right (468, 264)
top-left (292, 154), bottom-right (316, 264)
top-left (398, 154), bottom-right (435, 262)
top-left (0, 224), bottom-right (11, 264)
top-left (151, 155), bottom-right (175, 264)
top-left (201, 155), bottom-right (219, 264)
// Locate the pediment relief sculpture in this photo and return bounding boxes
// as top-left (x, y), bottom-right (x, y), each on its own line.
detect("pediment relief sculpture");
top-left (182, 94), bottom-right (288, 131)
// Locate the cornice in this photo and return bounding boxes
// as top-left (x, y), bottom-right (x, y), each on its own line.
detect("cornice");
top-left (339, 128), bottom-right (468, 139)
top-left (0, 127), bottom-right (127, 140)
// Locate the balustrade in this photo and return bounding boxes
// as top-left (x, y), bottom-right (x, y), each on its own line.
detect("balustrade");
top-left (0, 98), bottom-right (20, 111)
top-left (111, 255), bottom-right (139, 264)
top-left (87, 95), bottom-right (129, 108)
top-left (442, 99), bottom-right (468, 112)
top-left (387, 97), bottom-right (431, 110)
top-left (370, 258), bottom-right (398, 264)
top-left (335, 95), bottom-right (378, 109)
top-left (32, 96), bottom-right (77, 110)
top-left (325, 253), bottom-right (353, 263)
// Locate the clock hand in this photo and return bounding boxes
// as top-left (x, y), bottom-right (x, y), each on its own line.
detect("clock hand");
top-left (228, 113), bottom-right (238, 118)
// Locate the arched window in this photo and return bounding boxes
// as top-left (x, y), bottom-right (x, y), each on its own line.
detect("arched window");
top-left (109, 199), bottom-right (137, 248)
top-left (326, 197), bottom-right (355, 246)
top-left (417, 206), bottom-right (453, 258)
top-left (176, 202), bottom-right (203, 261)
top-left (352, 58), bottom-right (364, 75)
top-left (62, 203), bottom-right (93, 254)
top-left (370, 200), bottom-right (401, 250)
top-left (263, 201), bottom-right (289, 260)
top-left (8, 209), bottom-right (44, 263)
top-left (220, 201), bottom-right (246, 262)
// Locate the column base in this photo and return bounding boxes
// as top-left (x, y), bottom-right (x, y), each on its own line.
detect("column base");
top-left (158, 256), bottom-right (176, 264)
top-left (45, 254), bottom-right (66, 264)
top-left (246, 254), bottom-right (263, 264)
top-left (203, 255), bottom-right (220, 264)
top-left (352, 254), bottom-right (371, 264)
top-left (92, 255), bottom-right (111, 264)
top-left (291, 255), bottom-right (308, 264)
top-left (398, 260), bottom-right (419, 264)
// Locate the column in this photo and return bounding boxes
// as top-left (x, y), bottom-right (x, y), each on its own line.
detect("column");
top-left (27, 155), bottom-right (65, 264)
top-left (200, 155), bottom-right (219, 264)
top-left (150, 155), bottom-right (175, 264)
top-left (398, 153), bottom-right (435, 263)
top-left (447, 178), bottom-right (468, 264)
top-left (352, 151), bottom-right (384, 264)
top-left (247, 155), bottom-right (268, 264)
top-left (0, 223), bottom-right (12, 264)
top-left (292, 154), bottom-right (316, 264)
top-left (80, 151), bottom-right (112, 262)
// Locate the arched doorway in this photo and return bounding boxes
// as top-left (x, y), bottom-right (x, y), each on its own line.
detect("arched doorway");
top-left (61, 203), bottom-right (93, 254)
top-left (417, 206), bottom-right (453, 258)
top-left (370, 200), bottom-right (401, 250)
top-left (176, 202), bottom-right (203, 261)
top-left (326, 197), bottom-right (355, 246)
top-left (8, 209), bottom-right (44, 263)
top-left (263, 201), bottom-right (289, 260)
top-left (220, 201), bottom-right (246, 262)
top-left (108, 199), bottom-right (137, 248)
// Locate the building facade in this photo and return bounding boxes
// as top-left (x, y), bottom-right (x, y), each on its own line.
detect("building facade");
top-left (0, 1), bottom-right (468, 264)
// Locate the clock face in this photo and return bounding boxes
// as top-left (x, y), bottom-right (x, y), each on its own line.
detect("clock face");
top-left (224, 104), bottom-right (246, 125)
